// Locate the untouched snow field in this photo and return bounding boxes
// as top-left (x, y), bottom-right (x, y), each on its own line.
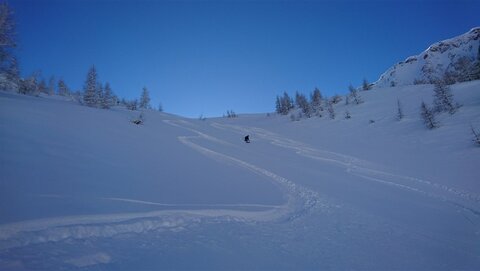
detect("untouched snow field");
top-left (0, 81), bottom-right (480, 270)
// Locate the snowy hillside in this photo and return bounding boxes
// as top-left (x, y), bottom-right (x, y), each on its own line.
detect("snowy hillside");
top-left (374, 27), bottom-right (480, 88)
top-left (1, 80), bottom-right (480, 269)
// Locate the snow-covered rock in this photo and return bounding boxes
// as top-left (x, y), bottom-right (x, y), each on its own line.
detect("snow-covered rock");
top-left (373, 27), bottom-right (480, 88)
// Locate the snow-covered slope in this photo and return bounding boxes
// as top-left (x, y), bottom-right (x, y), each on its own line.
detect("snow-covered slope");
top-left (1, 80), bottom-right (480, 269)
top-left (374, 27), bottom-right (480, 88)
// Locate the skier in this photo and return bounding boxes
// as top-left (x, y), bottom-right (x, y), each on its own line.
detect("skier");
top-left (244, 135), bottom-right (250, 143)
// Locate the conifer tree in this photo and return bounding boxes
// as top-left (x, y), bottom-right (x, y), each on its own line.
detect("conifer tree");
top-left (102, 82), bottom-right (113, 109)
top-left (139, 86), bottom-right (151, 109)
top-left (275, 92), bottom-right (294, 115)
top-left (282, 92), bottom-right (294, 113)
top-left (126, 99), bottom-right (138, 110)
top-left (327, 100), bottom-right (335, 119)
top-left (19, 73), bottom-right (38, 95)
top-left (433, 80), bottom-right (459, 114)
top-left (38, 78), bottom-right (47, 94)
top-left (57, 79), bottom-right (70, 96)
top-left (457, 57), bottom-right (471, 82)
top-left (420, 101), bottom-right (438, 129)
top-left (396, 99), bottom-right (404, 120)
top-left (48, 76), bottom-right (55, 95)
top-left (275, 96), bottom-right (282, 114)
top-left (0, 55), bottom-right (19, 91)
top-left (469, 44), bottom-right (480, 80)
top-left (96, 82), bottom-right (104, 108)
top-left (83, 65), bottom-right (98, 107)
top-left (295, 92), bottom-right (311, 118)
top-left (310, 87), bottom-right (323, 113)
top-left (0, 3), bottom-right (16, 74)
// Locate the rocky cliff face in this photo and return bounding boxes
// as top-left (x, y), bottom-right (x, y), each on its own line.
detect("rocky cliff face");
top-left (373, 27), bottom-right (480, 88)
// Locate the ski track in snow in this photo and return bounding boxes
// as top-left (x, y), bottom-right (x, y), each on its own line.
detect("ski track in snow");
top-left (2, 118), bottom-right (477, 251)
top-left (0, 208), bottom-right (281, 250)
top-left (165, 119), bottom-right (324, 218)
top-left (0, 119), bottom-right (326, 250)
top-left (212, 123), bottom-right (480, 216)
top-left (101, 197), bottom-right (283, 209)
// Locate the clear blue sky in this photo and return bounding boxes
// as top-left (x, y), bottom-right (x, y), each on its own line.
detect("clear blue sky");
top-left (9, 0), bottom-right (480, 117)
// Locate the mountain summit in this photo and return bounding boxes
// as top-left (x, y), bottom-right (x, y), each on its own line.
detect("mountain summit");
top-left (373, 27), bottom-right (480, 88)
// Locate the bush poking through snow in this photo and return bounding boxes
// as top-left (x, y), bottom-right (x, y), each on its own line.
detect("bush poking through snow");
top-left (413, 78), bottom-right (427, 85)
top-left (396, 99), bottom-right (404, 121)
top-left (344, 111), bottom-right (351, 119)
top-left (132, 112), bottom-right (144, 125)
top-left (471, 126), bottom-right (480, 146)
top-left (330, 95), bottom-right (342, 105)
top-left (362, 78), bottom-right (372, 91)
top-left (348, 84), bottom-right (363, 104)
top-left (125, 99), bottom-right (138, 111)
top-left (225, 110), bottom-right (237, 118)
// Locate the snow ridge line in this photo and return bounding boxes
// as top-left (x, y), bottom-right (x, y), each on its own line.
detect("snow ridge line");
top-left (213, 123), bottom-right (480, 210)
